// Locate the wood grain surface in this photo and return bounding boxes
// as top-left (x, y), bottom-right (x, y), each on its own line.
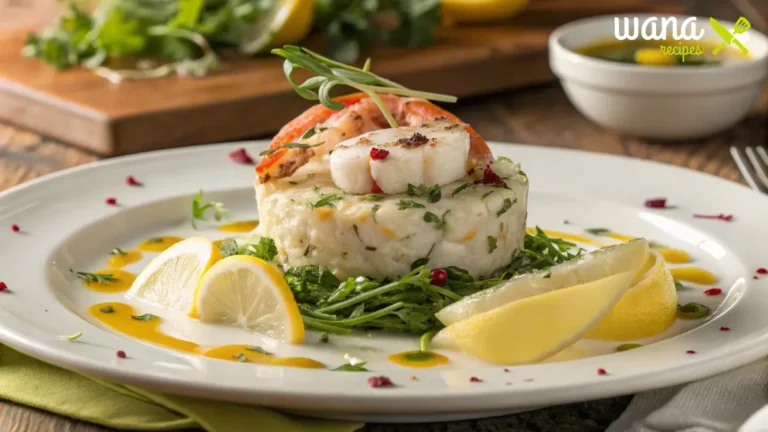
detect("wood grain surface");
top-left (1, 0), bottom-right (767, 431)
top-left (0, 0), bottom-right (691, 156)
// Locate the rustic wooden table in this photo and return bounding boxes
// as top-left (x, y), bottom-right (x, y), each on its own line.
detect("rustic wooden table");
top-left (1, 0), bottom-right (768, 430)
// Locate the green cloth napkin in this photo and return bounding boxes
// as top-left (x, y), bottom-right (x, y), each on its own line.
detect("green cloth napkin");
top-left (0, 345), bottom-right (363, 432)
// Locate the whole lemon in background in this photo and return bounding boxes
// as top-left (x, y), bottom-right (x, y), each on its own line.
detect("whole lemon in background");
top-left (585, 250), bottom-right (678, 341)
top-left (240, 0), bottom-right (316, 55)
top-left (441, 0), bottom-right (530, 26)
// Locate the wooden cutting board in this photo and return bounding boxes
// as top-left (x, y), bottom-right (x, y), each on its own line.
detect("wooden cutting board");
top-left (0, 0), bottom-right (685, 156)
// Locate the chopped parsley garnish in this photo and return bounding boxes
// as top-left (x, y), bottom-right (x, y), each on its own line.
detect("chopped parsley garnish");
top-left (371, 204), bottom-right (381, 223)
top-left (259, 142), bottom-right (324, 157)
top-left (397, 200), bottom-right (425, 210)
top-left (333, 362), bottom-right (369, 372)
top-left (677, 302), bottom-right (710, 319)
top-left (245, 346), bottom-right (271, 355)
top-left (617, 343), bottom-right (642, 352)
top-left (71, 270), bottom-right (117, 284)
top-left (424, 210), bottom-right (450, 230)
top-left (451, 183), bottom-right (471, 197)
top-left (130, 314), bottom-right (157, 322)
top-left (585, 228), bottom-right (612, 236)
top-left (288, 181), bottom-right (298, 185)
top-left (497, 198), bottom-right (515, 217)
top-left (319, 332), bottom-right (330, 343)
top-left (407, 184), bottom-right (441, 203)
top-left (233, 353), bottom-right (247, 362)
top-left (244, 237), bottom-right (278, 262)
top-left (110, 248), bottom-right (127, 255)
top-left (481, 190), bottom-right (494, 199)
top-left (363, 194), bottom-right (385, 202)
top-left (217, 239), bottom-right (239, 258)
top-left (487, 236), bottom-right (498, 253)
top-left (314, 193), bottom-right (342, 208)
top-left (63, 332), bottom-right (82, 341)
top-left (99, 306), bottom-right (115, 313)
top-left (191, 190), bottom-right (228, 229)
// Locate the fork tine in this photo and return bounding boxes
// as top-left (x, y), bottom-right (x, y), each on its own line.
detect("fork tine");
top-left (757, 146), bottom-right (768, 167)
top-left (745, 147), bottom-right (768, 190)
top-left (730, 147), bottom-right (764, 192)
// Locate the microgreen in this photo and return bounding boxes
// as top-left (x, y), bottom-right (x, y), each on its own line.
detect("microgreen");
top-left (191, 190), bottom-right (228, 229)
top-left (62, 332), bottom-right (83, 341)
top-left (333, 362), bottom-right (369, 372)
top-left (99, 306), bottom-right (115, 313)
top-left (363, 194), bottom-right (385, 202)
top-left (677, 302), bottom-right (710, 320)
top-left (71, 270), bottom-right (117, 284)
top-left (585, 228), bottom-right (611, 236)
top-left (314, 193), bottom-right (343, 208)
top-left (110, 248), bottom-right (127, 255)
top-left (397, 200), bottom-right (425, 210)
top-left (272, 45), bottom-right (456, 128)
top-left (130, 313), bottom-right (157, 322)
top-left (319, 332), bottom-right (330, 343)
top-left (243, 237), bottom-right (278, 262)
top-left (371, 204), bottom-right (381, 223)
top-left (259, 142), bottom-right (324, 157)
top-left (617, 343), bottom-right (642, 352)
top-left (245, 346), bottom-right (271, 355)
top-left (217, 238), bottom-right (239, 258)
top-left (407, 184), bottom-right (441, 203)
top-left (451, 183), bottom-right (471, 197)
top-left (233, 353), bottom-right (247, 362)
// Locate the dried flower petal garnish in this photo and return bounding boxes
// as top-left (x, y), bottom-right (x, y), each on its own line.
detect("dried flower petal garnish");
top-left (720, 326), bottom-right (730, 331)
top-left (757, 268), bottom-right (768, 275)
top-left (644, 198), bottom-right (668, 208)
top-left (503, 368), bottom-right (510, 372)
top-left (368, 376), bottom-right (394, 388)
top-left (63, 332), bottom-right (82, 341)
top-left (105, 197), bottom-right (118, 205)
top-left (0, 282), bottom-right (6, 292)
top-left (116, 350), bottom-right (127, 358)
top-left (126, 176), bottom-right (142, 186)
top-left (693, 213), bottom-right (733, 222)
top-left (229, 148), bottom-right (255, 164)
top-left (704, 288), bottom-right (722, 296)
top-left (11, 224), bottom-right (20, 232)
top-left (469, 376), bottom-right (483, 383)
top-left (686, 350), bottom-right (696, 354)
top-left (597, 368), bottom-right (608, 375)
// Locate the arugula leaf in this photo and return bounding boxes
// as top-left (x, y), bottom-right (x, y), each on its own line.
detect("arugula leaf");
top-left (244, 237), bottom-right (278, 262)
top-left (191, 190), bottom-right (228, 229)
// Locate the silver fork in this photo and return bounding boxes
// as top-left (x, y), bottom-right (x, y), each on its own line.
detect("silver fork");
top-left (730, 146), bottom-right (768, 193)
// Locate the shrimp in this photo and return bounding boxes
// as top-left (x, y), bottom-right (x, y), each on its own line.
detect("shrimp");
top-left (255, 93), bottom-right (492, 183)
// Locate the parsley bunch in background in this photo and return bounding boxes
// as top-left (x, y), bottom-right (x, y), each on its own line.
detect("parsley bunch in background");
top-left (314, 0), bottom-right (440, 63)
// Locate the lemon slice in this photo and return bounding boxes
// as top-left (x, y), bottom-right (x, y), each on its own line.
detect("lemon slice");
top-left (586, 250), bottom-right (678, 340)
top-left (127, 237), bottom-right (221, 318)
top-left (441, 0), bottom-right (529, 26)
top-left (239, 0), bottom-right (315, 55)
top-left (436, 238), bottom-right (649, 326)
top-left (433, 271), bottom-right (635, 364)
top-left (196, 255), bottom-right (304, 344)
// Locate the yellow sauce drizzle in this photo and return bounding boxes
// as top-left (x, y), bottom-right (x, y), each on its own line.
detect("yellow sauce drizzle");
top-left (218, 220), bottom-right (259, 233)
top-left (89, 302), bottom-right (200, 353)
top-left (670, 267), bottom-right (718, 285)
top-left (658, 248), bottom-right (691, 264)
top-left (89, 303), bottom-right (324, 368)
top-left (530, 228), bottom-right (603, 246)
top-left (81, 270), bottom-right (136, 293)
top-left (204, 345), bottom-right (324, 369)
top-left (107, 250), bottom-right (143, 268)
top-left (388, 350), bottom-right (449, 368)
top-left (138, 236), bottom-right (183, 252)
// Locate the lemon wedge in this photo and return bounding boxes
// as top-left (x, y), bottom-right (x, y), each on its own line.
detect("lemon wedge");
top-left (433, 271), bottom-right (635, 364)
top-left (240, 0), bottom-right (315, 55)
top-left (436, 238), bottom-right (649, 326)
top-left (441, 0), bottom-right (529, 26)
top-left (127, 237), bottom-right (221, 318)
top-left (586, 251), bottom-right (678, 340)
top-left (196, 255), bottom-right (304, 344)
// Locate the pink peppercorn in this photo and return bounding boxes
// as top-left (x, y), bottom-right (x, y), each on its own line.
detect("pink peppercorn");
top-left (369, 148), bottom-right (390, 161)
top-left (720, 326), bottom-right (730, 332)
top-left (228, 148), bottom-right (255, 165)
top-left (469, 377), bottom-right (483, 383)
top-left (126, 176), bottom-right (141, 186)
top-left (430, 268), bottom-right (448, 286)
top-left (644, 198), bottom-right (667, 208)
top-left (597, 368), bottom-right (608, 376)
top-left (0, 282), bottom-right (7, 292)
top-left (368, 376), bottom-right (393, 388)
top-left (704, 288), bottom-right (722, 296)
top-left (11, 224), bottom-right (20, 232)
top-left (758, 268), bottom-right (768, 275)
top-left (105, 197), bottom-right (117, 205)
top-left (116, 350), bottom-right (127, 359)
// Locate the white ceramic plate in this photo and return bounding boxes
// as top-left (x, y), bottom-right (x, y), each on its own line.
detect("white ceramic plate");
top-left (1, 142), bottom-right (767, 423)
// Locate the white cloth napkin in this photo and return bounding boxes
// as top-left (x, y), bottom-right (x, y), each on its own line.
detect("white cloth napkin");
top-left (607, 358), bottom-right (768, 432)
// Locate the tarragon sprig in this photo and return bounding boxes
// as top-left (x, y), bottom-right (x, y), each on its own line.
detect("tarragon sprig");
top-left (271, 45), bottom-right (457, 128)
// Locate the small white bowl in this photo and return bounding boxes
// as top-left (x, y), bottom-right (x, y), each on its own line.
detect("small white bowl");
top-left (549, 14), bottom-right (768, 140)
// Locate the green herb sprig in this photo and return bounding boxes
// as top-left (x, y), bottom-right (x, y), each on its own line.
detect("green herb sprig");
top-left (71, 270), bottom-right (117, 284)
top-left (272, 45), bottom-right (456, 128)
top-left (191, 190), bottom-right (228, 229)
